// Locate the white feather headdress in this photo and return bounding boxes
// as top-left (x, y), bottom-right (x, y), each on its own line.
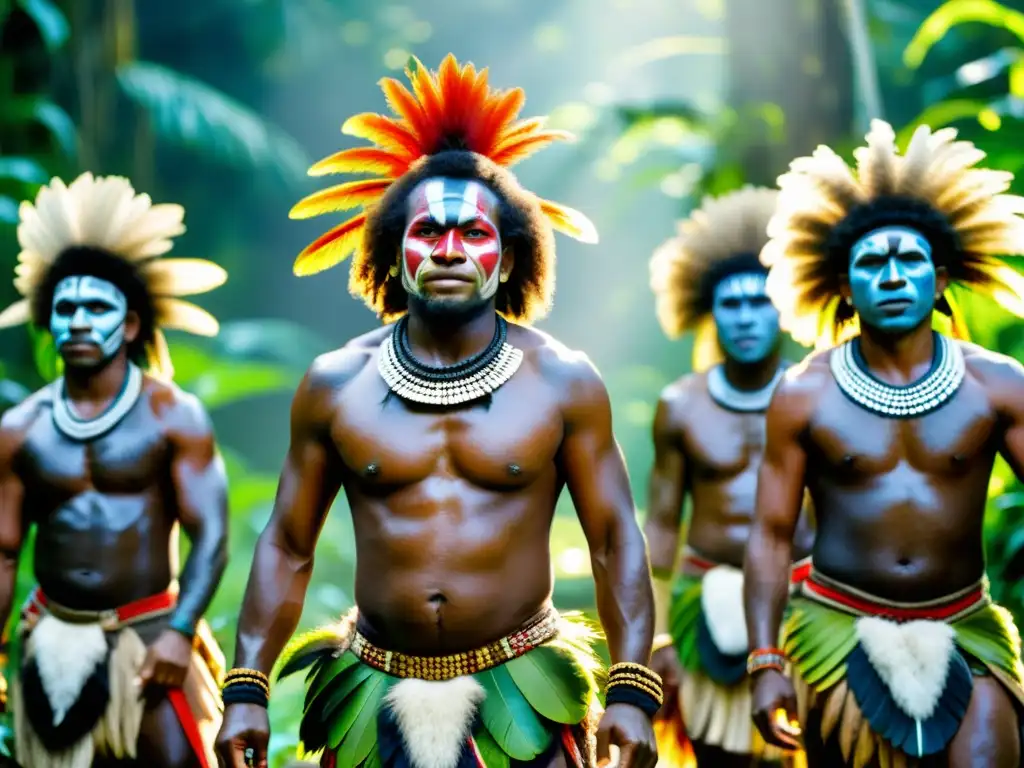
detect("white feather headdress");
top-left (649, 185), bottom-right (779, 371)
top-left (761, 119), bottom-right (1024, 348)
top-left (0, 172), bottom-right (227, 379)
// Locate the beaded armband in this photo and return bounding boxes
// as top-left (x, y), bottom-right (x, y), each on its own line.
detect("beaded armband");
top-left (746, 647), bottom-right (786, 675)
top-left (605, 662), bottom-right (664, 718)
top-left (222, 668), bottom-right (270, 708)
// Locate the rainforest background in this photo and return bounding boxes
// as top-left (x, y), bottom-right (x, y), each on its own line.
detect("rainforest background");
top-left (1, 0), bottom-right (1023, 764)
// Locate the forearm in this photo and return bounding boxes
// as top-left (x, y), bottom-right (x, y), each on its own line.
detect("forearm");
top-left (0, 552), bottom-right (19, 643)
top-left (743, 520), bottom-right (794, 651)
top-left (592, 520), bottom-right (655, 665)
top-left (171, 526), bottom-right (228, 631)
top-left (643, 519), bottom-right (679, 638)
top-left (232, 528), bottom-right (315, 675)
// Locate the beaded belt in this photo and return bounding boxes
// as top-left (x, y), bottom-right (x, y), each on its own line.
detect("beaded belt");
top-left (349, 605), bottom-right (561, 680)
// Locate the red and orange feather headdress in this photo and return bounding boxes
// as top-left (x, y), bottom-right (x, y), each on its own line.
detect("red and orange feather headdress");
top-left (289, 54), bottom-right (598, 277)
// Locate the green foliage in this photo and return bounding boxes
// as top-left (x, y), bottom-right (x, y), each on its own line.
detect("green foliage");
top-left (116, 61), bottom-right (312, 185)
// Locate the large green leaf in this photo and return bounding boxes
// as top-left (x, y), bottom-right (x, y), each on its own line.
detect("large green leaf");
top-left (115, 62), bottom-right (311, 183)
top-left (504, 645), bottom-right (592, 724)
top-left (904, 0), bottom-right (1024, 69)
top-left (16, 0), bottom-right (68, 51)
top-left (476, 665), bottom-right (552, 761)
top-left (166, 338), bottom-right (300, 408)
top-left (0, 156), bottom-right (48, 185)
top-left (6, 98), bottom-right (77, 158)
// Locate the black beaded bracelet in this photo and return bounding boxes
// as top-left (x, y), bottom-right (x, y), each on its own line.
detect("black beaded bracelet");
top-left (222, 681), bottom-right (269, 708)
top-left (605, 684), bottom-right (661, 717)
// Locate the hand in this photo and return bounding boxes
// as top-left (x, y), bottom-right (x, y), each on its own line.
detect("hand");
top-left (137, 629), bottom-right (193, 690)
top-left (751, 668), bottom-right (802, 750)
top-left (648, 645), bottom-right (681, 719)
top-left (595, 702), bottom-right (657, 768)
top-left (216, 703), bottom-right (270, 768)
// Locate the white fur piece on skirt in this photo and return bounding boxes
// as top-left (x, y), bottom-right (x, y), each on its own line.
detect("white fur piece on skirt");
top-left (384, 677), bottom-right (486, 768)
top-left (700, 565), bottom-right (749, 656)
top-left (14, 620), bottom-right (147, 768)
top-left (855, 616), bottom-right (956, 721)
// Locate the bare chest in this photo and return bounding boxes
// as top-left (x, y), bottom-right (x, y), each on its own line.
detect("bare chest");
top-left (683, 407), bottom-right (766, 479)
top-left (332, 367), bottom-right (565, 488)
top-left (809, 383), bottom-right (998, 478)
top-left (19, 405), bottom-right (170, 498)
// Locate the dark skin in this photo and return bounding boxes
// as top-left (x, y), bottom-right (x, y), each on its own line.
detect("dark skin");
top-left (216, 177), bottom-right (657, 768)
top-left (745, 273), bottom-right (1024, 766)
top-left (645, 352), bottom-right (813, 768)
top-left (0, 303), bottom-right (229, 768)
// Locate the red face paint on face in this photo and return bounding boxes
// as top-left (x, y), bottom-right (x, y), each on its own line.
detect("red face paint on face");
top-left (401, 178), bottom-right (503, 300)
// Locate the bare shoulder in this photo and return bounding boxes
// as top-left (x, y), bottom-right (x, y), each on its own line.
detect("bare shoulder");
top-left (292, 326), bottom-right (388, 431)
top-left (304, 326), bottom-right (388, 392)
top-left (768, 349), bottom-right (831, 426)
top-left (512, 325), bottom-right (607, 410)
top-left (959, 340), bottom-right (1024, 407)
top-left (658, 371), bottom-right (705, 418)
top-left (0, 386), bottom-right (51, 457)
top-left (145, 376), bottom-right (214, 438)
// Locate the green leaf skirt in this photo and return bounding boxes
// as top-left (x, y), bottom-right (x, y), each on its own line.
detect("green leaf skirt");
top-left (277, 610), bottom-right (604, 767)
top-left (660, 569), bottom-right (786, 759)
top-left (784, 574), bottom-right (1024, 765)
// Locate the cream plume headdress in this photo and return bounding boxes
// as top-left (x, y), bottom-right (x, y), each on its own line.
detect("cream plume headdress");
top-left (0, 172), bottom-right (227, 379)
top-left (761, 119), bottom-right (1024, 348)
top-left (649, 185), bottom-right (779, 371)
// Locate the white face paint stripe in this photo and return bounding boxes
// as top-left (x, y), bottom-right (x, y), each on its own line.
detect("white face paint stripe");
top-left (715, 273), bottom-right (768, 301)
top-left (425, 179), bottom-right (447, 225)
top-left (458, 182), bottom-right (479, 224)
top-left (852, 226), bottom-right (932, 262)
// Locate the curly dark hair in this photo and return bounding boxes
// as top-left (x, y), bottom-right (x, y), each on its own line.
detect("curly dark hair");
top-left (350, 150), bottom-right (556, 323)
top-left (826, 195), bottom-right (961, 272)
top-left (31, 245), bottom-right (156, 365)
top-left (695, 251), bottom-right (767, 315)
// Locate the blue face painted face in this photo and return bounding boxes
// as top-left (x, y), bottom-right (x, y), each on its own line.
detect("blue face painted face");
top-left (848, 226), bottom-right (936, 334)
top-left (711, 272), bottom-right (780, 364)
top-left (50, 276), bottom-right (127, 367)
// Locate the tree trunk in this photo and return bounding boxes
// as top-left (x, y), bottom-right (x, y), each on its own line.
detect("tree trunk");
top-left (722, 0), bottom-right (856, 186)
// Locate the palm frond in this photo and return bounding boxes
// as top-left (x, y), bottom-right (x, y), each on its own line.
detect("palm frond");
top-left (116, 61), bottom-right (311, 184)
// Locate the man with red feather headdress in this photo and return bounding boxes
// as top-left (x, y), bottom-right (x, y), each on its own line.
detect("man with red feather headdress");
top-left (214, 56), bottom-right (661, 768)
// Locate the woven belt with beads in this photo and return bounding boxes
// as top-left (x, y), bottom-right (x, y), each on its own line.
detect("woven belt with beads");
top-left (349, 605), bottom-right (560, 680)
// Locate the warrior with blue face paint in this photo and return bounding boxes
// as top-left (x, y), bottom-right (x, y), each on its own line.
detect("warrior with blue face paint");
top-left (747, 120), bottom-right (1024, 767)
top-left (645, 186), bottom-right (814, 768)
top-left (0, 173), bottom-right (229, 768)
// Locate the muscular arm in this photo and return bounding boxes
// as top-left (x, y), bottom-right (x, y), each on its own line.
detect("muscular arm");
top-left (743, 376), bottom-right (811, 651)
top-left (560, 355), bottom-right (654, 666)
top-left (642, 392), bottom-right (686, 638)
top-left (0, 415), bottom-right (25, 644)
top-left (230, 357), bottom-right (347, 675)
top-left (167, 393), bottom-right (229, 633)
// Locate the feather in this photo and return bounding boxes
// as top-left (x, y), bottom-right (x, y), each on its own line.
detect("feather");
top-left (0, 299), bottom-right (31, 328)
top-left (382, 678), bottom-right (484, 768)
top-left (289, 179), bottom-right (392, 219)
top-left (473, 89), bottom-right (526, 154)
top-left (331, 673), bottom-right (391, 764)
top-left (379, 77), bottom-right (431, 144)
top-left (342, 114), bottom-right (421, 159)
top-left (539, 200), bottom-right (598, 244)
top-left (147, 329), bottom-right (175, 382)
top-left (292, 214), bottom-right (367, 276)
top-left (490, 131), bottom-right (573, 167)
top-left (154, 297), bottom-right (220, 336)
top-left (307, 148), bottom-right (409, 178)
top-left (968, 259), bottom-right (1024, 317)
top-left (142, 258), bottom-right (227, 296)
